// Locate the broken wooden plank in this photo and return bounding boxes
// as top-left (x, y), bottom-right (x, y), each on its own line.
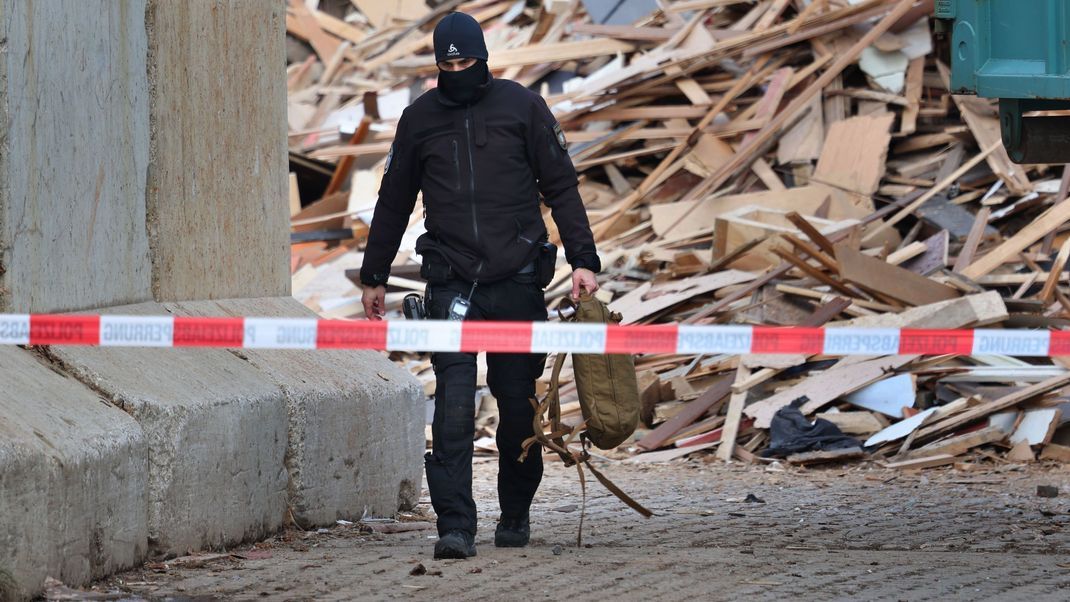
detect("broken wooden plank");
top-left (949, 91), bottom-right (1033, 195)
top-left (716, 364), bottom-right (752, 461)
top-left (815, 412), bottom-right (887, 436)
top-left (882, 454), bottom-right (956, 470)
top-left (835, 243), bottom-right (959, 306)
top-left (812, 112), bottom-right (895, 197)
top-left (627, 441), bottom-right (717, 463)
top-left (952, 207), bottom-right (992, 273)
top-left (635, 374), bottom-right (734, 452)
top-left (961, 200), bottom-right (1070, 279)
top-left (1040, 443), bottom-right (1070, 462)
top-left (909, 425), bottom-right (1006, 458)
top-left (786, 447), bottom-right (865, 465)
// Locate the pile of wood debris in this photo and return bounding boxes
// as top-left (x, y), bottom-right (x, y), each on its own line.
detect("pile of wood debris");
top-left (286, 0), bottom-right (1070, 469)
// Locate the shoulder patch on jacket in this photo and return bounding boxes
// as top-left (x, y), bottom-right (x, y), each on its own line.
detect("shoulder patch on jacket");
top-left (553, 122), bottom-right (567, 150)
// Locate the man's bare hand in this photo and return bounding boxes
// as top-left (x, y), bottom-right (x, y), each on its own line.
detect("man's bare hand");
top-left (361, 285), bottom-right (387, 320)
top-left (571, 268), bottom-right (599, 300)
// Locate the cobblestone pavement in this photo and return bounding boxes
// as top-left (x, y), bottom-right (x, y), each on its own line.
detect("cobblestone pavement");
top-left (101, 456), bottom-right (1070, 601)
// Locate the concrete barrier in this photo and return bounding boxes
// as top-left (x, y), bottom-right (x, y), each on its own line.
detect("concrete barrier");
top-left (170, 297), bottom-right (425, 524)
top-left (47, 302), bottom-right (290, 557)
top-left (0, 0), bottom-right (424, 596)
top-left (0, 347), bottom-right (148, 600)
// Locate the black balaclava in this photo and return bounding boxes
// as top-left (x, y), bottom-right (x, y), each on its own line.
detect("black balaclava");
top-left (438, 61), bottom-right (490, 105)
top-left (433, 12), bottom-right (490, 105)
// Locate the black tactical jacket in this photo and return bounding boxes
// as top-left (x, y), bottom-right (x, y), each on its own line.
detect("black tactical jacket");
top-left (359, 76), bottom-right (600, 286)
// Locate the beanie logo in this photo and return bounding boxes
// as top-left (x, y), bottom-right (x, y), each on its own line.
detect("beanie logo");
top-left (447, 43), bottom-right (459, 56)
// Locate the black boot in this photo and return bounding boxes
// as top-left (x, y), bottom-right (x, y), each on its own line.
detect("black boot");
top-left (434, 530), bottom-right (477, 559)
top-left (494, 515), bottom-right (530, 548)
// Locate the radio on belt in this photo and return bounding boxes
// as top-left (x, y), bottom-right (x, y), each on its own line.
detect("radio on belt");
top-left (447, 281), bottom-right (477, 321)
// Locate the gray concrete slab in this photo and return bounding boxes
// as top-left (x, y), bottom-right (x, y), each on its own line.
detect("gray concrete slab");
top-left (47, 302), bottom-right (290, 557)
top-left (0, 347), bottom-right (147, 600)
top-left (170, 297), bottom-right (425, 525)
top-left (0, 0), bottom-right (152, 312)
top-left (146, 1), bottom-right (290, 301)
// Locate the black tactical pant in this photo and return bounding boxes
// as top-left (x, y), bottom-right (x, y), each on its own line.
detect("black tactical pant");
top-left (425, 272), bottom-right (548, 537)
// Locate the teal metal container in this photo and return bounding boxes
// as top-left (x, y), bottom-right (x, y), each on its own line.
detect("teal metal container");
top-left (939, 0), bottom-right (1070, 162)
top-left (940, 0), bottom-right (1070, 98)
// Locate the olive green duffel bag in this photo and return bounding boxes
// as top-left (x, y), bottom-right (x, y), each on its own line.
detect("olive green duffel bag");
top-left (565, 294), bottom-right (641, 449)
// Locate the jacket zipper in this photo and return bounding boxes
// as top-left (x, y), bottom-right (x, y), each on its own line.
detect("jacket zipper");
top-left (464, 109), bottom-right (484, 278)
top-left (451, 140), bottom-right (461, 190)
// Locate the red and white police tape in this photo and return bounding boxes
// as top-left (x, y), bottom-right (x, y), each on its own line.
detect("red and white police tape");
top-left (0, 313), bottom-right (1068, 356)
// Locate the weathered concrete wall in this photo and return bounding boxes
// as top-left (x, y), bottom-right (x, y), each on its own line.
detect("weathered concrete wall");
top-left (47, 302), bottom-right (290, 556)
top-left (0, 0), bottom-right (153, 313)
top-left (171, 297), bottom-right (425, 523)
top-left (146, 0), bottom-right (291, 301)
top-left (0, 347), bottom-right (148, 600)
top-left (0, 1), bottom-right (423, 597)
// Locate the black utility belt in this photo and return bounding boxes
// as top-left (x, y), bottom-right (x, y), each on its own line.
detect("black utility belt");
top-left (419, 243), bottom-right (556, 288)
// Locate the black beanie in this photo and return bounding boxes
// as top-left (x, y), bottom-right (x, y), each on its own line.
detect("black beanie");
top-left (433, 12), bottom-right (488, 63)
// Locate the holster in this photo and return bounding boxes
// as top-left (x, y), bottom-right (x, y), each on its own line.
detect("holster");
top-left (535, 242), bottom-right (557, 288)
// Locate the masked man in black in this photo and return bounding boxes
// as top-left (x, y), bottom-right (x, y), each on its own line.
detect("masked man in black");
top-left (360, 11), bottom-right (600, 559)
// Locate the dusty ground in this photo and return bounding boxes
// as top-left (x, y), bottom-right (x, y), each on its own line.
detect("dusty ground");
top-left (87, 456), bottom-right (1070, 601)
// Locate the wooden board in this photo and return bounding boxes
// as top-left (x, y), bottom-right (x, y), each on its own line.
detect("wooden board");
top-left (742, 67), bottom-right (795, 144)
top-left (815, 412), bottom-right (887, 435)
top-left (835, 244), bottom-right (960, 306)
top-left (287, 0), bottom-right (342, 62)
top-left (909, 425), bottom-right (1006, 458)
top-left (786, 447), bottom-right (865, 465)
top-left (627, 442), bottom-right (717, 463)
top-left (950, 93), bottom-right (1033, 195)
top-left (649, 186), bottom-right (838, 238)
top-left (777, 96), bottom-right (824, 164)
top-left (352, 0), bottom-right (427, 29)
top-left (961, 200), bottom-right (1070, 279)
top-left (1006, 440), bottom-right (1036, 463)
top-left (899, 56), bottom-right (924, 135)
top-left (882, 454), bottom-right (956, 470)
top-left (901, 230), bottom-right (949, 276)
top-left (635, 374), bottom-right (734, 452)
top-left (813, 112), bottom-right (895, 196)
top-left (716, 364), bottom-right (752, 461)
top-left (1040, 443), bottom-right (1070, 462)
top-left (715, 207), bottom-right (859, 271)
top-left (608, 270), bottom-right (756, 324)
top-left (919, 197), bottom-right (997, 242)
